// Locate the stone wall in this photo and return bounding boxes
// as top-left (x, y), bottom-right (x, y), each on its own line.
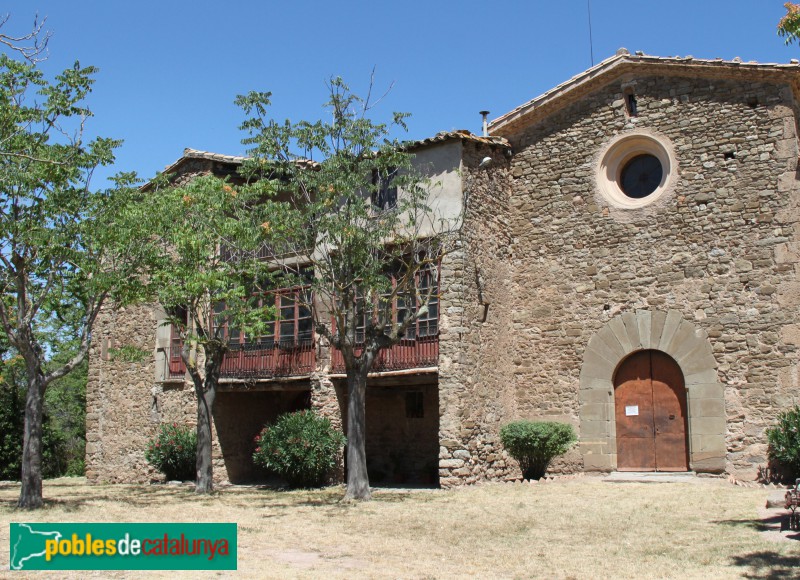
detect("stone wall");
top-left (86, 303), bottom-right (164, 483)
top-left (502, 72), bottom-right (800, 479)
top-left (437, 141), bottom-right (521, 485)
top-left (87, 299), bottom-right (315, 485)
top-left (88, 73), bottom-right (800, 488)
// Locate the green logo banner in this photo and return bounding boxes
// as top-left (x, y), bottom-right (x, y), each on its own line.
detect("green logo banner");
top-left (9, 523), bottom-right (237, 570)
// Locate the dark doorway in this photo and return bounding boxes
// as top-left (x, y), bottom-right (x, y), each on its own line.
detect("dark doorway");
top-left (213, 389), bottom-right (310, 483)
top-left (364, 384), bottom-right (439, 486)
top-left (614, 350), bottom-right (688, 471)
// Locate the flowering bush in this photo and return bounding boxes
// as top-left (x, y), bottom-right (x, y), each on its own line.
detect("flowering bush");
top-left (145, 423), bottom-right (196, 481)
top-left (253, 410), bottom-right (346, 488)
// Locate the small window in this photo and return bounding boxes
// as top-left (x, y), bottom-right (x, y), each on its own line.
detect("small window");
top-left (405, 391), bottom-right (424, 418)
top-left (625, 91), bottom-right (638, 117)
top-left (372, 167), bottom-right (398, 210)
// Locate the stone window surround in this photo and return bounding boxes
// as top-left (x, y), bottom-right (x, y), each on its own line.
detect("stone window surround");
top-left (595, 129), bottom-right (678, 209)
top-left (579, 309), bottom-right (726, 474)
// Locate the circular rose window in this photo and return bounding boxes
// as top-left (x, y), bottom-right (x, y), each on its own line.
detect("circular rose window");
top-left (596, 132), bottom-right (676, 208)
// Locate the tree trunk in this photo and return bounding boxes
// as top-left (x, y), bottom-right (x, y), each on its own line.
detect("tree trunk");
top-left (195, 381), bottom-right (216, 494)
top-left (344, 370), bottom-right (371, 501)
top-left (18, 376), bottom-right (45, 509)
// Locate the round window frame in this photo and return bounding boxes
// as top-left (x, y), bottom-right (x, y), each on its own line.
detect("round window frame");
top-left (596, 132), bottom-right (676, 209)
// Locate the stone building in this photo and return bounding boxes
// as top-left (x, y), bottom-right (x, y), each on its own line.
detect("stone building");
top-left (87, 50), bottom-right (800, 486)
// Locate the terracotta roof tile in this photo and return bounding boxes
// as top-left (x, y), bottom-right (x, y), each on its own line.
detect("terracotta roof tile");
top-left (403, 130), bottom-right (510, 150)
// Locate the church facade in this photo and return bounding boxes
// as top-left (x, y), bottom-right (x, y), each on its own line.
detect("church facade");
top-left (87, 51), bottom-right (800, 485)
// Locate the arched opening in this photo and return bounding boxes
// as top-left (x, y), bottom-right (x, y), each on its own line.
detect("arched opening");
top-left (614, 350), bottom-right (689, 472)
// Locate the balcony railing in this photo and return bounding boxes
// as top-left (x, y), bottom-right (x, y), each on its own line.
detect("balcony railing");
top-left (220, 338), bottom-right (315, 379)
top-left (330, 334), bottom-right (439, 374)
top-left (167, 344), bottom-right (187, 379)
top-left (166, 339), bottom-right (315, 380)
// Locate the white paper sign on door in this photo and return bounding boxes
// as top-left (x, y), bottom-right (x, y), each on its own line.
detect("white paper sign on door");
top-left (625, 405), bottom-right (639, 416)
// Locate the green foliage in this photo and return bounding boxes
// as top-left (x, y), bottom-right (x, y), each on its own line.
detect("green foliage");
top-left (107, 345), bottom-right (149, 363)
top-left (44, 356), bottom-right (86, 477)
top-left (500, 420), bottom-right (577, 480)
top-left (0, 362), bottom-right (24, 480)
top-left (131, 163), bottom-right (284, 494)
top-left (137, 173), bottom-right (278, 365)
top-left (0, 354), bottom-right (69, 480)
top-left (236, 77), bottom-right (460, 499)
top-left (0, 28), bottom-right (150, 506)
top-left (779, 3), bottom-right (800, 45)
top-left (766, 405), bottom-right (800, 481)
top-left (253, 410), bottom-right (346, 488)
top-left (235, 78), bottom-right (455, 360)
top-left (145, 423), bottom-right (197, 482)
top-left (0, 51), bottom-right (144, 331)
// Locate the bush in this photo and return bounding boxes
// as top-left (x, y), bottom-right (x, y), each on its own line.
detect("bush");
top-left (766, 405), bottom-right (800, 482)
top-left (500, 420), bottom-right (576, 480)
top-left (145, 423), bottom-right (196, 481)
top-left (253, 410), bottom-right (346, 488)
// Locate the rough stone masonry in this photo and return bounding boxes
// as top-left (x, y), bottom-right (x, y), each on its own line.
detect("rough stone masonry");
top-left (87, 53), bottom-right (800, 486)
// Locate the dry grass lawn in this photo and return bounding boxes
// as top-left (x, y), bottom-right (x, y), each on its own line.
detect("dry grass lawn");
top-left (0, 476), bottom-right (797, 579)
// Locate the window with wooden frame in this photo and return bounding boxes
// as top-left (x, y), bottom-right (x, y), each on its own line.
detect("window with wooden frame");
top-left (212, 285), bottom-right (313, 350)
top-left (352, 266), bottom-right (439, 343)
top-left (167, 306), bottom-right (188, 378)
top-left (371, 167), bottom-right (398, 211)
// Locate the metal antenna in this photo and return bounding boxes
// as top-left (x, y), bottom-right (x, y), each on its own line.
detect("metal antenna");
top-left (588, 0), bottom-right (595, 66)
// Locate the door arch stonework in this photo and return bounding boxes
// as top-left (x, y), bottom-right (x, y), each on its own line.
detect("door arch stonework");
top-left (579, 310), bottom-right (725, 473)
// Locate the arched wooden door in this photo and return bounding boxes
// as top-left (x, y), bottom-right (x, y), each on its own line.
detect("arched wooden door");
top-left (614, 350), bottom-right (689, 471)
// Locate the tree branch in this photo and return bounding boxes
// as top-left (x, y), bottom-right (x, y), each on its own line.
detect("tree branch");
top-left (0, 13), bottom-right (51, 63)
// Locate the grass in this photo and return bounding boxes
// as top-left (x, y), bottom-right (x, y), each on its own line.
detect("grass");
top-left (0, 476), bottom-right (797, 579)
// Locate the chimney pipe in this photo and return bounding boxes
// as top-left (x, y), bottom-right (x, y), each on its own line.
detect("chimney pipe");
top-left (479, 111), bottom-right (490, 137)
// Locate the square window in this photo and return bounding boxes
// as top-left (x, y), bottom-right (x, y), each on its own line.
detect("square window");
top-left (372, 167), bottom-right (398, 210)
top-left (405, 391), bottom-right (424, 419)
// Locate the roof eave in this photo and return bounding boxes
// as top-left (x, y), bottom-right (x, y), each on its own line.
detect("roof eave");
top-left (489, 54), bottom-right (800, 138)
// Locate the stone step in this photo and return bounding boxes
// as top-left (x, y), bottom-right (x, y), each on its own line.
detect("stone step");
top-left (602, 471), bottom-right (701, 483)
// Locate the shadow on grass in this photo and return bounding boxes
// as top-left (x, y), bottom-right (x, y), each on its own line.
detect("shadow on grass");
top-left (713, 514), bottom-right (784, 533)
top-left (0, 483), bottom-right (367, 515)
top-left (715, 512), bottom-right (800, 539)
top-left (0, 480), bottom-right (439, 517)
top-left (730, 551), bottom-right (800, 579)
top-left (0, 485), bottom-right (201, 512)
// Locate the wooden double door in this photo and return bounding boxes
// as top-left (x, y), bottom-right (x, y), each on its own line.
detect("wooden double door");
top-left (614, 350), bottom-right (689, 471)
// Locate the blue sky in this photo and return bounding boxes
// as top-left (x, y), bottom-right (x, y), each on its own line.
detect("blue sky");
top-left (3, 1), bottom-right (798, 186)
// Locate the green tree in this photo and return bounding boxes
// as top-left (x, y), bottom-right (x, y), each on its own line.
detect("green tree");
top-left (44, 348), bottom-right (87, 477)
top-left (236, 78), bottom-right (461, 500)
top-left (137, 174), bottom-right (276, 494)
top-left (0, 374), bottom-right (69, 481)
top-left (0, 19), bottom-right (145, 508)
top-left (778, 3), bottom-right (800, 44)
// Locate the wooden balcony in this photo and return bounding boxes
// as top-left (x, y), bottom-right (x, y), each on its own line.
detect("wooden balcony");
top-left (166, 339), bottom-right (315, 380)
top-left (221, 338), bottom-right (315, 379)
top-left (330, 334), bottom-right (439, 374)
